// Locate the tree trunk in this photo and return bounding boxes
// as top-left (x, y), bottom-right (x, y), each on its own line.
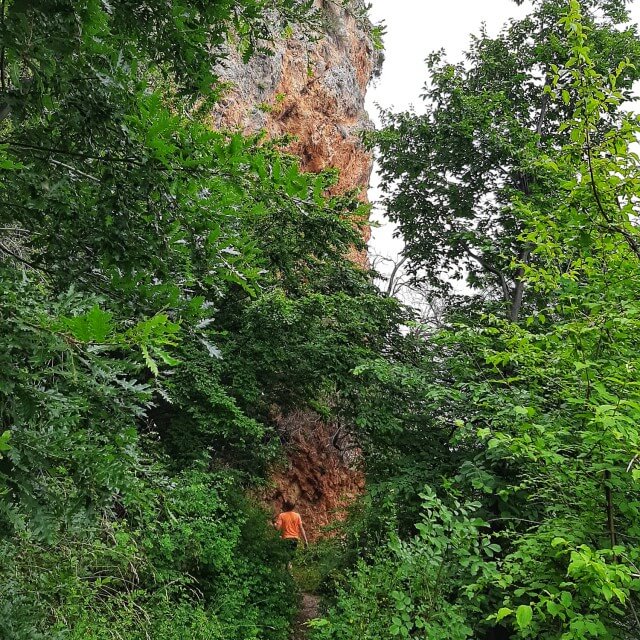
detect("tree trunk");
top-left (509, 247), bottom-right (530, 323)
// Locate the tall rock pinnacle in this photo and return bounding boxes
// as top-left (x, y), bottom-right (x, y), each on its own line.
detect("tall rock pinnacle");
top-left (212, 1), bottom-right (378, 244)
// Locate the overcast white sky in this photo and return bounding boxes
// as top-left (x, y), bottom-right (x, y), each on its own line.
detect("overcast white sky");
top-left (365, 0), bottom-right (640, 260)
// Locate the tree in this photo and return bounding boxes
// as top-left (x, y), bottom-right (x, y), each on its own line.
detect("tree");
top-left (372, 0), bottom-right (640, 321)
top-left (0, 1), bottom-right (401, 638)
top-left (317, 2), bottom-right (640, 638)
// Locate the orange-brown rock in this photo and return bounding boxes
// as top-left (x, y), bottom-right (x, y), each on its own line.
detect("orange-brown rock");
top-left (212, 0), bottom-right (377, 247)
top-left (214, 2), bottom-right (376, 537)
top-left (262, 411), bottom-right (364, 541)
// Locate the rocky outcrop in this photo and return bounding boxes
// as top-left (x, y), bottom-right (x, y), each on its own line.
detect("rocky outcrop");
top-left (262, 411), bottom-right (364, 541)
top-left (214, 2), bottom-right (376, 537)
top-left (212, 0), bottom-right (377, 241)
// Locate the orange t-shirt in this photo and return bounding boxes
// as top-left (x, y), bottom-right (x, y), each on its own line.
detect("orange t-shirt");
top-left (276, 511), bottom-right (303, 540)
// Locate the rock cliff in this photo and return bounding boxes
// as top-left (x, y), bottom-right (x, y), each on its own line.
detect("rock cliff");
top-left (213, 0), bottom-right (376, 237)
top-left (213, 1), bottom-right (377, 537)
top-left (262, 411), bottom-right (364, 541)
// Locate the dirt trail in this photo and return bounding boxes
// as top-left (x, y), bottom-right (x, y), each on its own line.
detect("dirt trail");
top-left (292, 593), bottom-right (321, 640)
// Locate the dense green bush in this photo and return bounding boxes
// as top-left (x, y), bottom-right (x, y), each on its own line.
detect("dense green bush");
top-left (292, 539), bottom-right (349, 594)
top-left (311, 490), bottom-right (498, 640)
top-left (0, 467), bottom-right (296, 640)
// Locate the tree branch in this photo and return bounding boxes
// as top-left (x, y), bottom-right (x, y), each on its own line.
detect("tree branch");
top-left (585, 129), bottom-right (640, 260)
top-left (50, 158), bottom-right (100, 183)
top-left (604, 469), bottom-right (617, 549)
top-left (0, 241), bottom-right (53, 274)
top-left (536, 92), bottom-right (549, 137)
top-left (466, 248), bottom-right (511, 303)
top-left (1, 140), bottom-right (144, 165)
top-left (385, 253), bottom-right (408, 297)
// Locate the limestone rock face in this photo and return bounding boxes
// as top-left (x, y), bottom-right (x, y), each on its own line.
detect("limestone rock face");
top-left (213, 0), bottom-right (376, 241)
top-left (214, 2), bottom-right (376, 537)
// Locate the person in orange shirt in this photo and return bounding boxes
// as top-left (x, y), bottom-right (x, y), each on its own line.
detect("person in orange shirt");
top-left (275, 500), bottom-right (308, 563)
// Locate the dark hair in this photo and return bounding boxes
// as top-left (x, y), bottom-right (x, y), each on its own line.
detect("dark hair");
top-left (282, 500), bottom-right (295, 512)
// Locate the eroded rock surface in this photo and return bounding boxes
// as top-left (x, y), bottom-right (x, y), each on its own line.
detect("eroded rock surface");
top-left (264, 411), bottom-right (364, 540)
top-left (215, 2), bottom-right (375, 535)
top-left (213, 0), bottom-right (377, 237)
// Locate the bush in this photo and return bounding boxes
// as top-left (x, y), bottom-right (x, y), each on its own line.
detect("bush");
top-left (292, 539), bottom-right (348, 594)
top-left (0, 468), bottom-right (297, 640)
top-left (310, 489), bottom-right (498, 640)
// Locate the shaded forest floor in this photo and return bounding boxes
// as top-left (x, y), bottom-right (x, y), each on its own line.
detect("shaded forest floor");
top-left (292, 593), bottom-right (321, 640)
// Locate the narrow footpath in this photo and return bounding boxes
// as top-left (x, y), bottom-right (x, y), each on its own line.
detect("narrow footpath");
top-left (292, 593), bottom-right (321, 640)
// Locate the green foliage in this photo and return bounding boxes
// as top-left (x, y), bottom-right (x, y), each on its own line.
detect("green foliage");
top-left (6, 0), bottom-right (640, 638)
top-left (311, 490), bottom-right (498, 640)
top-left (155, 337), bottom-right (275, 473)
top-left (225, 290), bottom-right (406, 417)
top-left (0, 266), bottom-right (151, 542)
top-left (0, 468), bottom-right (296, 640)
top-left (0, 0), bottom-right (389, 637)
top-left (291, 539), bottom-right (347, 594)
top-left (372, 0), bottom-right (640, 320)
top-left (321, 2), bottom-right (640, 639)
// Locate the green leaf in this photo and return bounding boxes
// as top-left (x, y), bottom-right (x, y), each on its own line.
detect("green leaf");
top-left (0, 430), bottom-right (11, 458)
top-left (60, 305), bottom-right (113, 343)
top-left (153, 348), bottom-right (181, 367)
top-left (141, 344), bottom-right (159, 376)
top-left (516, 605), bottom-right (533, 630)
top-left (496, 607), bottom-right (513, 622)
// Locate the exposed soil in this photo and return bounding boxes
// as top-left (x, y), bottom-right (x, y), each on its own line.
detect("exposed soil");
top-left (292, 593), bottom-right (321, 640)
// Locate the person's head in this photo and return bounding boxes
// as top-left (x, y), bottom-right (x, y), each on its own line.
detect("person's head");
top-left (282, 499), bottom-right (295, 512)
